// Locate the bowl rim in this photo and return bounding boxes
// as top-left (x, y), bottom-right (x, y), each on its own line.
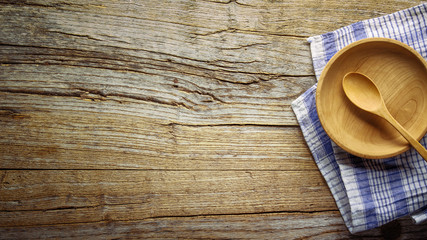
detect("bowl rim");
top-left (315, 37), bottom-right (427, 159)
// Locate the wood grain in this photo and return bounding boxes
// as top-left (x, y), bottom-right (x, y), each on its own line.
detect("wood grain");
top-left (1, 0), bottom-right (427, 238)
top-left (0, 212), bottom-right (379, 239)
top-left (0, 170), bottom-right (334, 227)
top-left (1, 170), bottom-right (426, 238)
top-left (0, 92), bottom-right (315, 170)
top-left (4, 215), bottom-right (427, 240)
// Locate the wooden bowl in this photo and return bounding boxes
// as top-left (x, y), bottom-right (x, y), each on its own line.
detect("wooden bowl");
top-left (316, 38), bottom-right (427, 159)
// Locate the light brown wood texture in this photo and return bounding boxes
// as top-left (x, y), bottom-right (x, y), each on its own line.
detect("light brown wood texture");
top-left (1, 0), bottom-right (427, 239)
top-left (317, 38), bottom-right (427, 159)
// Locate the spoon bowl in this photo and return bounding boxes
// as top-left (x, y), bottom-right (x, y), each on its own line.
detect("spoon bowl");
top-left (342, 73), bottom-right (383, 113)
top-left (342, 72), bottom-right (427, 160)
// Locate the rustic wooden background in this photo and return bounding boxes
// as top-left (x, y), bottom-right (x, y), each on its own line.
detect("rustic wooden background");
top-left (1, 0), bottom-right (427, 239)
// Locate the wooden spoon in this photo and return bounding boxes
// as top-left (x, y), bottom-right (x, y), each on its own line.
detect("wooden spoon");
top-left (342, 72), bottom-right (427, 160)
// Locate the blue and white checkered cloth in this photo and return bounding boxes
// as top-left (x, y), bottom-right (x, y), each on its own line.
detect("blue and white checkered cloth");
top-left (292, 4), bottom-right (427, 233)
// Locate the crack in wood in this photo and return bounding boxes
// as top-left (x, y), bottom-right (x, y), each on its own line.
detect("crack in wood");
top-left (139, 209), bottom-right (341, 221)
top-left (193, 28), bottom-right (236, 37)
top-left (0, 168), bottom-right (314, 172)
top-left (46, 30), bottom-right (104, 42)
top-left (192, 26), bottom-right (308, 39)
top-left (0, 43), bottom-right (315, 83)
top-left (0, 205), bottom-right (98, 213)
top-left (0, 210), bottom-right (343, 230)
top-left (173, 86), bottom-right (225, 104)
top-left (0, 206), bottom-right (338, 217)
top-left (166, 122), bottom-right (294, 128)
top-left (218, 42), bottom-right (271, 51)
top-left (0, 88), bottom-right (196, 111)
top-left (200, 0), bottom-right (257, 7)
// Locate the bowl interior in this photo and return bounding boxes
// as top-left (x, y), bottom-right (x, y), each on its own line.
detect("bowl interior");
top-left (316, 39), bottom-right (427, 159)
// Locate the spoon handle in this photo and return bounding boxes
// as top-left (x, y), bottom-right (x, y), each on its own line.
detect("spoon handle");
top-left (381, 109), bottom-right (427, 161)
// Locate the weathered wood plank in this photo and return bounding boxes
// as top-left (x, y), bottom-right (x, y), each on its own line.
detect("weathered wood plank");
top-left (0, 63), bottom-right (314, 126)
top-left (1, 0), bottom-right (423, 37)
top-left (1, 0), bottom-right (422, 128)
top-left (0, 212), bottom-right (374, 239)
top-left (0, 4), bottom-right (314, 77)
top-left (1, 212), bottom-right (427, 239)
top-left (0, 170), bottom-right (334, 227)
top-left (0, 92), bottom-right (314, 170)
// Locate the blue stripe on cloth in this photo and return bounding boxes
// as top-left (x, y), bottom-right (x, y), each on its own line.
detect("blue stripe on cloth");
top-left (350, 156), bottom-right (379, 229)
top-left (351, 21), bottom-right (367, 40)
top-left (398, 10), bottom-right (413, 46)
top-left (383, 159), bottom-right (409, 219)
top-left (412, 6), bottom-right (427, 56)
top-left (383, 14), bottom-right (393, 39)
top-left (305, 93), bottom-right (335, 161)
top-left (391, 9), bottom-right (407, 43)
top-left (322, 32), bottom-right (337, 62)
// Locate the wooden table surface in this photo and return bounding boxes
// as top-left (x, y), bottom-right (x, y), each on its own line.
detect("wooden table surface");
top-left (1, 0), bottom-right (427, 239)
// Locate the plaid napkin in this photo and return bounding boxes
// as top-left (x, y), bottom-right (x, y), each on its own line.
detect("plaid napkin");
top-left (292, 4), bottom-right (427, 233)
